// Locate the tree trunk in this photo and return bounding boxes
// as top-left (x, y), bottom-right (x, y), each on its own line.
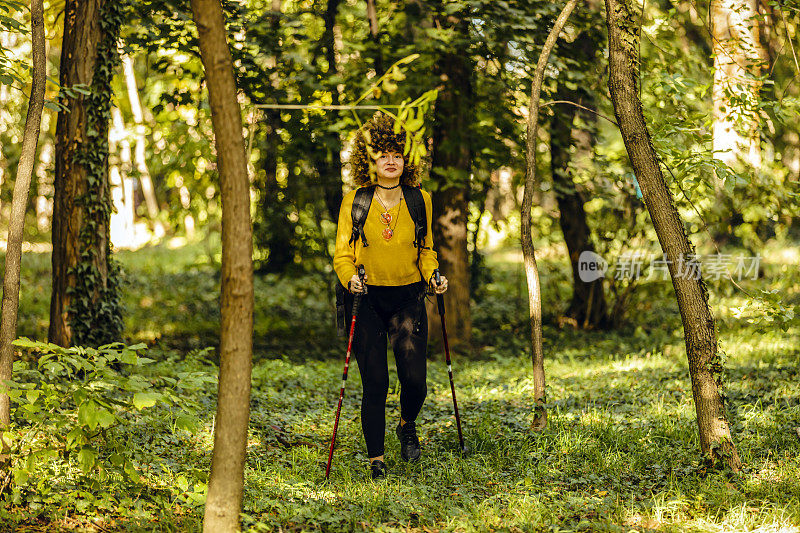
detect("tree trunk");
top-left (190, 0), bottom-right (255, 530)
top-left (122, 53), bottom-right (166, 238)
top-left (428, 14), bottom-right (473, 349)
top-left (605, 0), bottom-right (741, 471)
top-left (254, 0), bottom-right (294, 273)
top-left (711, 0), bottom-right (766, 170)
top-left (109, 106), bottom-right (136, 248)
top-left (710, 0), bottom-right (767, 246)
top-left (315, 0), bottom-right (344, 223)
top-left (0, 32), bottom-right (17, 209)
top-left (365, 0), bottom-right (384, 75)
top-left (0, 0), bottom-right (47, 429)
top-left (522, 0), bottom-right (578, 432)
top-left (50, 0), bottom-right (123, 348)
top-left (550, 81), bottom-right (610, 330)
top-left (35, 136), bottom-right (54, 233)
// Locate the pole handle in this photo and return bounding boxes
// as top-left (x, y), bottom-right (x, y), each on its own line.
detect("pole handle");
top-left (357, 264), bottom-right (367, 294)
top-left (433, 268), bottom-right (445, 316)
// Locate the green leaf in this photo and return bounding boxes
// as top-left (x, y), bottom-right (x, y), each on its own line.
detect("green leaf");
top-left (97, 407), bottom-right (116, 428)
top-left (13, 467), bottom-right (29, 486)
top-left (120, 349), bottom-right (138, 365)
top-left (25, 390), bottom-right (40, 404)
top-left (66, 427), bottom-right (86, 449)
top-left (175, 414), bottom-right (199, 432)
top-left (124, 459), bottom-right (142, 482)
top-left (132, 391), bottom-right (161, 409)
top-left (13, 337), bottom-right (41, 349)
top-left (78, 400), bottom-right (100, 430)
top-left (77, 446), bottom-right (98, 473)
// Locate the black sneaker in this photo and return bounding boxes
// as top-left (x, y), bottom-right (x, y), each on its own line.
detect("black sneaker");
top-left (396, 421), bottom-right (421, 462)
top-left (370, 460), bottom-right (387, 480)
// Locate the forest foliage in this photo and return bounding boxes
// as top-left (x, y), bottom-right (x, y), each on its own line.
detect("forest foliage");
top-left (0, 0), bottom-right (799, 530)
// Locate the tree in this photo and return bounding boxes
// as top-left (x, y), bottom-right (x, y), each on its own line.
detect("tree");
top-left (365, 0), bottom-right (383, 75)
top-left (710, 0), bottom-right (768, 245)
top-left (49, 0), bottom-right (124, 347)
top-left (312, 0), bottom-right (344, 224)
top-left (0, 0), bottom-right (46, 430)
top-left (711, 0), bottom-right (766, 170)
top-left (428, 3), bottom-right (474, 348)
top-left (605, 0), bottom-right (741, 470)
top-left (121, 52), bottom-right (166, 238)
top-left (522, 0), bottom-right (578, 432)
top-left (549, 29), bottom-right (610, 330)
top-left (253, 0), bottom-right (293, 273)
top-left (190, 0), bottom-right (255, 530)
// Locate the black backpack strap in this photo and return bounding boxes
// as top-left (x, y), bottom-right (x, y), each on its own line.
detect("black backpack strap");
top-left (402, 184), bottom-right (430, 284)
top-left (402, 184), bottom-right (427, 250)
top-left (349, 186), bottom-right (375, 248)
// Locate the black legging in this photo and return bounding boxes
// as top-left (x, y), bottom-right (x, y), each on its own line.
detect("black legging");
top-left (344, 281), bottom-right (428, 458)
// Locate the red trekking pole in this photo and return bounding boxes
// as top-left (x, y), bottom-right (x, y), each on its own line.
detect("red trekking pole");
top-left (325, 265), bottom-right (367, 479)
top-left (433, 269), bottom-right (468, 456)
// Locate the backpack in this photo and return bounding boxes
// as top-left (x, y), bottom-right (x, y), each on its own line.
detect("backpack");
top-left (335, 184), bottom-right (429, 336)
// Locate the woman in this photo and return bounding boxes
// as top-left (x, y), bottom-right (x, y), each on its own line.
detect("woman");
top-left (333, 112), bottom-right (448, 480)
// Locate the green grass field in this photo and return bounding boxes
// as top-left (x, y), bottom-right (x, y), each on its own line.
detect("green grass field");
top-left (2, 239), bottom-right (799, 531)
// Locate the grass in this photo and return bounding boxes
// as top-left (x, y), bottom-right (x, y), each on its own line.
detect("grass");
top-left (1, 238), bottom-right (799, 531)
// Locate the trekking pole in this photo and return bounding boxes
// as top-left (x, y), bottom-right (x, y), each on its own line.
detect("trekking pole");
top-left (433, 269), bottom-right (468, 456)
top-left (325, 265), bottom-right (367, 479)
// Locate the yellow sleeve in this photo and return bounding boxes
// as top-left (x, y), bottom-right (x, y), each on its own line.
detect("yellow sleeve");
top-left (333, 191), bottom-right (358, 286)
top-left (419, 190), bottom-right (439, 283)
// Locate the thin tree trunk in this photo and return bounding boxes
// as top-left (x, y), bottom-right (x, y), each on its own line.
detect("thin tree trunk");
top-left (606, 0), bottom-right (741, 471)
top-left (365, 0), bottom-right (384, 75)
top-left (109, 106), bottom-right (135, 248)
top-left (35, 137), bottom-right (54, 233)
top-left (522, 0), bottom-right (578, 432)
top-left (0, 0), bottom-right (47, 429)
top-left (190, 0), bottom-right (255, 530)
top-left (712, 0), bottom-right (766, 170)
top-left (710, 0), bottom-right (767, 246)
top-left (122, 53), bottom-right (166, 237)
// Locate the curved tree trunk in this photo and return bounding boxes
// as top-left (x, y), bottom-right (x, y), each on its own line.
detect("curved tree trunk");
top-left (191, 0), bottom-right (255, 530)
top-left (522, 0), bottom-right (578, 432)
top-left (0, 0), bottom-right (47, 429)
top-left (605, 0), bottom-right (741, 471)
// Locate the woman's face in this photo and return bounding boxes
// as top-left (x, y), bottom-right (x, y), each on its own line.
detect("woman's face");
top-left (375, 150), bottom-right (404, 181)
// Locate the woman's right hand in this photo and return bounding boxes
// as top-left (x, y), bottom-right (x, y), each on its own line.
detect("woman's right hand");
top-left (348, 273), bottom-right (368, 293)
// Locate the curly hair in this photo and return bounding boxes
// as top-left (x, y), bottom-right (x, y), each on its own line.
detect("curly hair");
top-left (349, 112), bottom-right (420, 187)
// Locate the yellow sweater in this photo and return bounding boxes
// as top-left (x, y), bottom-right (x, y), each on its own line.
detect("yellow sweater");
top-left (334, 187), bottom-right (439, 287)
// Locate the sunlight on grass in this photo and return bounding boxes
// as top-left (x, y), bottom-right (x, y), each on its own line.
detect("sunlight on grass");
top-left (4, 243), bottom-right (799, 530)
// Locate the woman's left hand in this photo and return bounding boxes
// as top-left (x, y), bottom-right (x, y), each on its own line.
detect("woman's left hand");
top-left (430, 274), bottom-right (448, 294)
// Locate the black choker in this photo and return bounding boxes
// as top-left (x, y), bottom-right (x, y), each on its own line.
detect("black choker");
top-left (377, 183), bottom-right (401, 190)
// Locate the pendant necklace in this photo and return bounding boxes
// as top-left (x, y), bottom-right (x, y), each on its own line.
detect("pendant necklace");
top-left (375, 192), bottom-right (402, 240)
